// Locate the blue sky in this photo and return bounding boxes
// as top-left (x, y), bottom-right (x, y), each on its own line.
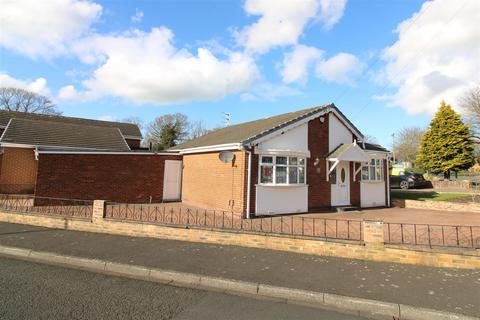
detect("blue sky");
top-left (1, 0), bottom-right (479, 147)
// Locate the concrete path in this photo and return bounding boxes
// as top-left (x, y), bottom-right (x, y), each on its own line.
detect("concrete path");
top-left (1, 257), bottom-right (364, 320)
top-left (0, 221), bottom-right (478, 318)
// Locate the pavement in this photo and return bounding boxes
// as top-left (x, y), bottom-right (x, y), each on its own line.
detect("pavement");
top-left (0, 221), bottom-right (479, 318)
top-left (0, 257), bottom-right (364, 320)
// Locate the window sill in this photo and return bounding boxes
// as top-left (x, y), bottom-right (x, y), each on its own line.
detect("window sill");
top-left (256, 184), bottom-right (308, 188)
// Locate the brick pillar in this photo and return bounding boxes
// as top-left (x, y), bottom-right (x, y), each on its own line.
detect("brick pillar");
top-left (363, 220), bottom-right (384, 245)
top-left (92, 200), bottom-right (105, 223)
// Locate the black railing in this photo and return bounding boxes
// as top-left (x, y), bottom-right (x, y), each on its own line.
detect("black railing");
top-left (0, 194), bottom-right (93, 218)
top-left (384, 222), bottom-right (480, 249)
top-left (105, 203), bottom-right (363, 242)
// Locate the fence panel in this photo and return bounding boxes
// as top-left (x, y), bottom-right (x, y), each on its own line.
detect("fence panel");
top-left (105, 202), bottom-right (363, 242)
top-left (0, 194), bottom-right (93, 218)
top-left (384, 222), bottom-right (480, 249)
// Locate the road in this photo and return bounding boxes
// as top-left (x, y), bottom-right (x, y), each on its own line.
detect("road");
top-left (0, 257), bottom-right (366, 320)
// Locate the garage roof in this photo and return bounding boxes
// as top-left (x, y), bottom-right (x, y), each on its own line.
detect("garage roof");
top-left (0, 118), bottom-right (131, 151)
top-left (0, 110), bottom-right (142, 139)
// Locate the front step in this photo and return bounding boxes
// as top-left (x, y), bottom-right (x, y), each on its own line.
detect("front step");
top-left (333, 206), bottom-right (361, 212)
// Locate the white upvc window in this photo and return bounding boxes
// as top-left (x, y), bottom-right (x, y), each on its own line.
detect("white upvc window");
top-left (361, 159), bottom-right (383, 181)
top-left (259, 155), bottom-right (306, 185)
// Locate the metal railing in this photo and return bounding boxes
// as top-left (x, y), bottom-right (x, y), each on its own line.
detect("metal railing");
top-left (384, 222), bottom-right (480, 249)
top-left (0, 194), bottom-right (93, 218)
top-left (105, 203), bottom-right (363, 242)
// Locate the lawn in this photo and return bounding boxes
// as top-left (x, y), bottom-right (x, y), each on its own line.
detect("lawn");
top-left (391, 191), bottom-right (476, 202)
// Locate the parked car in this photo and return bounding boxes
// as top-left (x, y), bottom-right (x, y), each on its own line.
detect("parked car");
top-left (390, 172), bottom-right (431, 190)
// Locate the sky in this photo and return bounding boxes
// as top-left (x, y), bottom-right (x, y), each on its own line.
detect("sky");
top-left (1, 0), bottom-right (479, 148)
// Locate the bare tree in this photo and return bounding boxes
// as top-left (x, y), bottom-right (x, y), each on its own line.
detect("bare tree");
top-left (362, 134), bottom-right (378, 144)
top-left (0, 87), bottom-right (61, 115)
top-left (393, 127), bottom-right (424, 165)
top-left (145, 113), bottom-right (189, 150)
top-left (461, 86), bottom-right (480, 139)
top-left (189, 120), bottom-right (210, 139)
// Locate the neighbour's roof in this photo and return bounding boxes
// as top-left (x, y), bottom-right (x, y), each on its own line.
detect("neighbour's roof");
top-left (362, 142), bottom-right (390, 153)
top-left (0, 118), bottom-right (131, 151)
top-left (171, 103), bottom-right (363, 150)
top-left (0, 110), bottom-right (142, 138)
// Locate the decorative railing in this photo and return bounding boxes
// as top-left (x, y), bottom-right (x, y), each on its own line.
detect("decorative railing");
top-left (0, 194), bottom-right (93, 219)
top-left (105, 203), bottom-right (363, 242)
top-left (384, 222), bottom-right (480, 249)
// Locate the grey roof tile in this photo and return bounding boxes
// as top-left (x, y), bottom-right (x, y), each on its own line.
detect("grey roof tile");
top-left (0, 110), bottom-right (142, 138)
top-left (1, 118), bottom-right (131, 151)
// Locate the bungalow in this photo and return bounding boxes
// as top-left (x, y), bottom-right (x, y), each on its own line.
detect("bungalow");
top-left (171, 103), bottom-right (390, 217)
top-left (0, 110), bottom-right (143, 194)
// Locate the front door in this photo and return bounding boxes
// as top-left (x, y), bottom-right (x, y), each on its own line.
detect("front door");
top-left (163, 160), bottom-right (182, 201)
top-left (331, 161), bottom-right (350, 206)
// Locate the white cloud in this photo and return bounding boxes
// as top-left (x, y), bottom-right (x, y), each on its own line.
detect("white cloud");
top-left (131, 8), bottom-right (144, 23)
top-left (62, 28), bottom-right (259, 105)
top-left (0, 72), bottom-right (51, 96)
top-left (0, 0), bottom-right (102, 59)
top-left (315, 52), bottom-right (364, 85)
top-left (279, 45), bottom-right (323, 84)
top-left (380, 0), bottom-right (480, 114)
top-left (240, 83), bottom-right (302, 102)
top-left (236, 0), bottom-right (347, 53)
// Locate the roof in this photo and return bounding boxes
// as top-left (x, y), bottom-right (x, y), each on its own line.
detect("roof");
top-left (171, 103), bottom-right (364, 150)
top-left (326, 143), bottom-right (371, 162)
top-left (362, 142), bottom-right (390, 153)
top-left (0, 118), bottom-right (131, 151)
top-left (0, 110), bottom-right (142, 138)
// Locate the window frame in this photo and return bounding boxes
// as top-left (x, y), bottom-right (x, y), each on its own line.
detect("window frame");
top-left (258, 155), bottom-right (307, 186)
top-left (361, 158), bottom-right (384, 182)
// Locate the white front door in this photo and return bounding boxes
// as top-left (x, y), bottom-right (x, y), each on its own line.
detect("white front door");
top-left (331, 161), bottom-right (350, 206)
top-left (163, 160), bottom-right (182, 201)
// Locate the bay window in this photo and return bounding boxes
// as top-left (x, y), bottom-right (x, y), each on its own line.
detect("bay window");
top-left (361, 159), bottom-right (383, 181)
top-left (259, 155), bottom-right (306, 185)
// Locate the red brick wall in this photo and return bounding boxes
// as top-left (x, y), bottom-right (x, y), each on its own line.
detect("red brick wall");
top-left (181, 151), bottom-right (247, 213)
top-left (125, 138), bottom-right (141, 149)
top-left (307, 115), bottom-right (331, 209)
top-left (350, 162), bottom-right (361, 207)
top-left (35, 153), bottom-right (181, 203)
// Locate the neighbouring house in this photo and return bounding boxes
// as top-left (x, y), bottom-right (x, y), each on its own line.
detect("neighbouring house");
top-left (0, 110), bottom-right (143, 194)
top-left (171, 103), bottom-right (391, 217)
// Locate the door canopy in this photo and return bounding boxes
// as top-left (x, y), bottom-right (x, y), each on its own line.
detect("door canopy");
top-left (327, 142), bottom-right (370, 163)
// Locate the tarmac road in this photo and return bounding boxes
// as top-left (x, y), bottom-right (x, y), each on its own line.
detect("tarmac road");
top-left (0, 257), bottom-right (366, 320)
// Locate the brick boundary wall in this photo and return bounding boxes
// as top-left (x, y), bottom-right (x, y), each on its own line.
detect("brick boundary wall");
top-left (35, 153), bottom-right (182, 203)
top-left (0, 204), bottom-right (478, 270)
top-left (392, 198), bottom-right (480, 213)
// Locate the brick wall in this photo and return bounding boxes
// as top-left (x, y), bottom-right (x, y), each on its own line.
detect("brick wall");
top-left (0, 147), bottom-right (37, 194)
top-left (307, 115), bottom-right (331, 209)
top-left (182, 151), bottom-right (247, 213)
top-left (35, 153), bottom-right (181, 203)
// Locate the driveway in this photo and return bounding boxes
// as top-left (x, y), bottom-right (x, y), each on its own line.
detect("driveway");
top-left (300, 207), bottom-right (480, 226)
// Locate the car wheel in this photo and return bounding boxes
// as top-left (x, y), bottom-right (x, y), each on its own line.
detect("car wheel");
top-left (400, 180), bottom-right (409, 190)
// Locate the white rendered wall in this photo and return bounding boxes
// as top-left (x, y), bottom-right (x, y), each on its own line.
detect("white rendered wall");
top-left (256, 123), bottom-right (309, 156)
top-left (329, 113), bottom-right (352, 152)
top-left (360, 182), bottom-right (386, 207)
top-left (256, 185), bottom-right (308, 215)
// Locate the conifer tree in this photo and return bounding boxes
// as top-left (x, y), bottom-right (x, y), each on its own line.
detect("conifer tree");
top-left (416, 101), bottom-right (475, 179)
